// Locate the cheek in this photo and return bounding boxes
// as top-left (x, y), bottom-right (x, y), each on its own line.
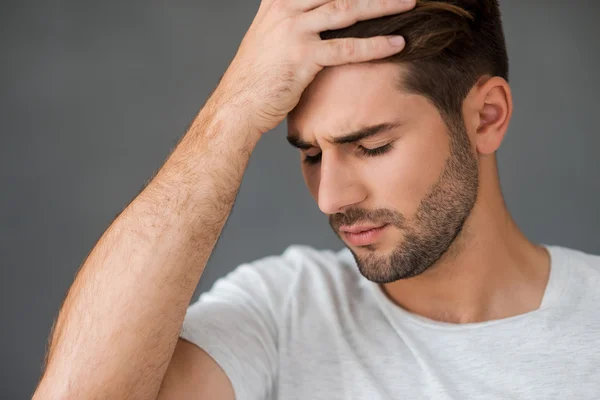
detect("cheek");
top-left (370, 133), bottom-right (449, 210)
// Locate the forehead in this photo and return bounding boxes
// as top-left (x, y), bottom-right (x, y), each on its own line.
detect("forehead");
top-left (287, 62), bottom-right (419, 136)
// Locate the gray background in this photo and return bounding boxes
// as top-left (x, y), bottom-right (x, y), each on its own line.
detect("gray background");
top-left (1, 0), bottom-right (599, 398)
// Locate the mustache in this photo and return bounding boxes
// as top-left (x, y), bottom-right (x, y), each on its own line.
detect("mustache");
top-left (329, 208), bottom-right (407, 231)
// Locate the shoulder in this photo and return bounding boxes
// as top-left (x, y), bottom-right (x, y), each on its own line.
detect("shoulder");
top-left (551, 244), bottom-right (600, 270)
top-left (197, 245), bottom-right (361, 324)
top-left (242, 244), bottom-right (359, 290)
top-left (195, 245), bottom-right (359, 310)
top-left (236, 245), bottom-right (362, 307)
top-left (548, 244), bottom-right (600, 285)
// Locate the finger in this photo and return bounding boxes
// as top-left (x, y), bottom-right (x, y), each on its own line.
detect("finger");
top-left (290, 0), bottom-right (332, 12)
top-left (315, 35), bottom-right (406, 66)
top-left (266, 0), bottom-right (332, 19)
top-left (254, 0), bottom-right (285, 24)
top-left (298, 0), bottom-right (416, 33)
top-left (257, 0), bottom-right (277, 12)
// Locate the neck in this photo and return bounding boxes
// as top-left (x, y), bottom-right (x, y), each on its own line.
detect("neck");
top-left (381, 157), bottom-right (551, 324)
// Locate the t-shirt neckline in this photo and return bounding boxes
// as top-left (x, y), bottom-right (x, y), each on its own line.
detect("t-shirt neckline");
top-left (340, 244), bottom-right (572, 330)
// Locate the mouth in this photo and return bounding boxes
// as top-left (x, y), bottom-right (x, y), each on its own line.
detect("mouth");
top-left (339, 224), bottom-right (389, 247)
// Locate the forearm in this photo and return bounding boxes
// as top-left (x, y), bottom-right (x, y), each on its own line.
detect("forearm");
top-left (34, 103), bottom-right (260, 399)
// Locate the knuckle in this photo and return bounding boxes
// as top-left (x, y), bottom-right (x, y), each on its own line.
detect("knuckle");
top-left (291, 43), bottom-right (308, 64)
top-left (342, 39), bottom-right (356, 57)
top-left (332, 0), bottom-right (354, 12)
top-left (376, 0), bottom-right (390, 9)
top-left (270, 0), bottom-right (286, 11)
top-left (280, 15), bottom-right (297, 32)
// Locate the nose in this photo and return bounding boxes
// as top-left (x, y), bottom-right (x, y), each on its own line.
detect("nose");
top-left (317, 152), bottom-right (367, 215)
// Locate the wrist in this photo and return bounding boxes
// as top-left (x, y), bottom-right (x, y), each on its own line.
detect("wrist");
top-left (195, 95), bottom-right (263, 149)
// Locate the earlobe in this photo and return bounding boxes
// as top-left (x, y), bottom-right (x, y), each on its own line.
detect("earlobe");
top-left (474, 77), bottom-right (512, 155)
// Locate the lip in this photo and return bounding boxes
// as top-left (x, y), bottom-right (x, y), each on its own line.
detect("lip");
top-left (339, 224), bottom-right (386, 234)
top-left (340, 224), bottom-right (389, 246)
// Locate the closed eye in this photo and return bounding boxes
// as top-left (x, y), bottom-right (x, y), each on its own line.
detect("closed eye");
top-left (303, 143), bottom-right (394, 165)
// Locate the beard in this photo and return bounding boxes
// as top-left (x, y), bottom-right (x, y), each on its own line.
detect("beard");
top-left (329, 118), bottom-right (479, 283)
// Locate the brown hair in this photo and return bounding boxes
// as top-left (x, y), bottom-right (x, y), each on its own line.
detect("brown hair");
top-left (320, 0), bottom-right (509, 125)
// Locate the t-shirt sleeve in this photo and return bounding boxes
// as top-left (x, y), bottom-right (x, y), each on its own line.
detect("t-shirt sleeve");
top-left (179, 250), bottom-right (299, 400)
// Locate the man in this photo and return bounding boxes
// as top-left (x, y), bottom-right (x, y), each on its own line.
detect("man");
top-left (34, 0), bottom-right (600, 399)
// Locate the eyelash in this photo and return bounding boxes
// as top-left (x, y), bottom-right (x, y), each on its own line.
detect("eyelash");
top-left (303, 143), bottom-right (394, 165)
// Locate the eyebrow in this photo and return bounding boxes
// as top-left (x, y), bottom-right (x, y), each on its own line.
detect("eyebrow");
top-left (286, 121), bottom-right (403, 150)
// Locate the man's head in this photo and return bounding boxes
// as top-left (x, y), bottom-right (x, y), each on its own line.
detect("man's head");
top-left (287, 0), bottom-right (512, 283)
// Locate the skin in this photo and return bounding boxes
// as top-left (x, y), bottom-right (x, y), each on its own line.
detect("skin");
top-left (32, 0), bottom-right (417, 398)
top-left (288, 62), bottom-right (551, 324)
top-left (33, 0), bottom-right (552, 397)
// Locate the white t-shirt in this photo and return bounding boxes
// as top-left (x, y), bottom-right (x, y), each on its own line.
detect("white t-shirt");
top-left (180, 244), bottom-right (600, 399)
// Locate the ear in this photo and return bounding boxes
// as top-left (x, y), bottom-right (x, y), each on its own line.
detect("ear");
top-left (463, 76), bottom-right (513, 155)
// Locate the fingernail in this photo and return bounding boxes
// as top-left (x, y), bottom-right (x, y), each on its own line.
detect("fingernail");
top-left (388, 36), bottom-right (405, 47)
